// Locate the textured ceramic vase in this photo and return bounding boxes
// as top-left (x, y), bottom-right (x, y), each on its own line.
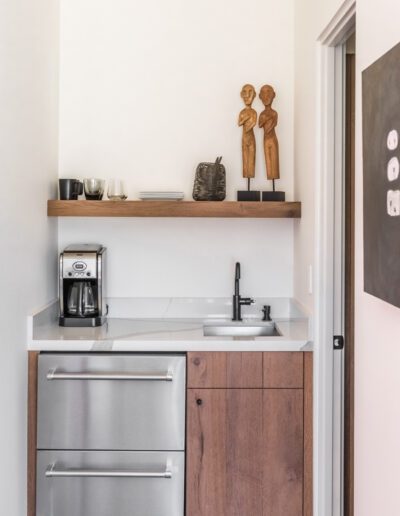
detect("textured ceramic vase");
top-left (192, 157), bottom-right (226, 201)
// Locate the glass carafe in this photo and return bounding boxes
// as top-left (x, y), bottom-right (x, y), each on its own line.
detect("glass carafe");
top-left (67, 281), bottom-right (97, 317)
top-left (82, 282), bottom-right (96, 315)
top-left (67, 282), bottom-right (81, 316)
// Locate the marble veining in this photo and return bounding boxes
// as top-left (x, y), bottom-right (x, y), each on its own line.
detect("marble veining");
top-left (28, 297), bottom-right (312, 352)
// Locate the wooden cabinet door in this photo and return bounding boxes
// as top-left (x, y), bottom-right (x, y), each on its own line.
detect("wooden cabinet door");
top-left (263, 389), bottom-right (304, 516)
top-left (187, 388), bottom-right (304, 516)
top-left (186, 389), bottom-right (264, 516)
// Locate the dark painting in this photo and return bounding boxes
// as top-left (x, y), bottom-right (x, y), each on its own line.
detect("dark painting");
top-left (363, 42), bottom-right (400, 308)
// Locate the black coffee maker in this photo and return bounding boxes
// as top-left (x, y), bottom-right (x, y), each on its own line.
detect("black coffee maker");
top-left (59, 244), bottom-right (107, 327)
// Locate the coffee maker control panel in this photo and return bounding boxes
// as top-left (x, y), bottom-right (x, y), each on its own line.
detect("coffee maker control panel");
top-left (62, 252), bottom-right (98, 279)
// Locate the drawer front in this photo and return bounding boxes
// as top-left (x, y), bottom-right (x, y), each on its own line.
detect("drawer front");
top-left (188, 352), bottom-right (263, 388)
top-left (263, 352), bottom-right (304, 388)
top-left (37, 354), bottom-right (185, 450)
top-left (36, 450), bottom-right (184, 516)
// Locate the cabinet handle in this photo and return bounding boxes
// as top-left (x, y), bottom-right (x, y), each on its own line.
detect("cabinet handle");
top-left (45, 464), bottom-right (172, 479)
top-left (46, 369), bottom-right (173, 381)
top-left (196, 398), bottom-right (203, 406)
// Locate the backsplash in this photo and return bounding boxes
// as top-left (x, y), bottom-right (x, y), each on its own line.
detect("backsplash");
top-left (58, 218), bottom-right (294, 298)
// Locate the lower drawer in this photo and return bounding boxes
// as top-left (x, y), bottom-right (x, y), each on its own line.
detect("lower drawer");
top-left (36, 450), bottom-right (184, 516)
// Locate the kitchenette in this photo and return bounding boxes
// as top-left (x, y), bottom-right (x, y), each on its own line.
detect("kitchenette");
top-left (20, 0), bottom-right (314, 513)
top-left (7, 0), bottom-right (400, 512)
top-left (27, 247), bottom-right (312, 516)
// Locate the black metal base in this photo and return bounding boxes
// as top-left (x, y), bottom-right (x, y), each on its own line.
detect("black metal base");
top-left (237, 190), bottom-right (261, 201)
top-left (262, 191), bottom-right (286, 202)
top-left (59, 316), bottom-right (106, 327)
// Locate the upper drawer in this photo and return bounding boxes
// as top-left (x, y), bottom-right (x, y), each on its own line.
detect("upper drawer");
top-left (188, 352), bottom-right (304, 389)
top-left (263, 352), bottom-right (304, 388)
top-left (37, 354), bottom-right (186, 451)
top-left (187, 352), bottom-right (263, 388)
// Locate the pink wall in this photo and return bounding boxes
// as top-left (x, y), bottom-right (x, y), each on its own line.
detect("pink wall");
top-left (355, 0), bottom-right (400, 513)
top-left (295, 0), bottom-right (400, 512)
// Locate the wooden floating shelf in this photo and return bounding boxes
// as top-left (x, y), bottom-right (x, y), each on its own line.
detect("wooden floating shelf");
top-left (47, 200), bottom-right (301, 218)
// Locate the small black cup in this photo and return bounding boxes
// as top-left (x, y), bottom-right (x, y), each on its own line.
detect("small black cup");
top-left (59, 179), bottom-right (83, 200)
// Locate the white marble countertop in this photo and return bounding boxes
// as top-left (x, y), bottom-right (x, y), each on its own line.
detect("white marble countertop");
top-left (28, 297), bottom-right (313, 352)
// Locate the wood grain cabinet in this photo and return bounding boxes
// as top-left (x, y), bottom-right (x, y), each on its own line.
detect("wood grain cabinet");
top-left (186, 352), bottom-right (313, 516)
top-left (28, 351), bottom-right (312, 516)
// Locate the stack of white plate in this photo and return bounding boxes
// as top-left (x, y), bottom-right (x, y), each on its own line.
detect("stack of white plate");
top-left (139, 191), bottom-right (184, 201)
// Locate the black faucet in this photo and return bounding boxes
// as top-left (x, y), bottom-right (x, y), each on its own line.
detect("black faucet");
top-left (232, 262), bottom-right (254, 321)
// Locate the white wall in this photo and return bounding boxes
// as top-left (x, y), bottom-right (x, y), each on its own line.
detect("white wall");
top-left (293, 0), bottom-right (344, 313)
top-left (59, 0), bottom-right (294, 200)
top-left (295, 0), bottom-right (400, 513)
top-left (58, 0), bottom-right (296, 298)
top-left (59, 218), bottom-right (294, 297)
top-left (0, 0), bottom-right (59, 513)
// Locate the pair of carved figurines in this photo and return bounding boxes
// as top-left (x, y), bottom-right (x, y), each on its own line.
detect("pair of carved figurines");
top-left (238, 84), bottom-right (284, 201)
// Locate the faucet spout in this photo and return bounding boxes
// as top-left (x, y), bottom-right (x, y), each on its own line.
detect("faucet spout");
top-left (235, 262), bottom-right (241, 280)
top-left (234, 262), bottom-right (240, 295)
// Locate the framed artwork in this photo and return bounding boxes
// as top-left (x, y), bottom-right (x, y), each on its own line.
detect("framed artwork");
top-left (363, 41), bottom-right (400, 308)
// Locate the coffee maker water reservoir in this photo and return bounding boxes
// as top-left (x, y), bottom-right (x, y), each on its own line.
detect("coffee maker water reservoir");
top-left (59, 244), bottom-right (107, 327)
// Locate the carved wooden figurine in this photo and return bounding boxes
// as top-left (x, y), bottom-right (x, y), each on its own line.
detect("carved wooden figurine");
top-left (259, 85), bottom-right (280, 182)
top-left (238, 84), bottom-right (257, 180)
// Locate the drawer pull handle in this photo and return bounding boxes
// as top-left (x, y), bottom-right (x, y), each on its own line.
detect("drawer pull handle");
top-left (46, 369), bottom-right (173, 381)
top-left (45, 464), bottom-right (172, 479)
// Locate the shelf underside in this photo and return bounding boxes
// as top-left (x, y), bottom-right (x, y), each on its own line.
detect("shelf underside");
top-left (47, 200), bottom-right (301, 218)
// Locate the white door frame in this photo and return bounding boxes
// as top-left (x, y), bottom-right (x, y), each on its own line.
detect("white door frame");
top-left (314, 2), bottom-right (356, 515)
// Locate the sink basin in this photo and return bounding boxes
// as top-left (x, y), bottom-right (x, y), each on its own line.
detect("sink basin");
top-left (203, 322), bottom-right (281, 337)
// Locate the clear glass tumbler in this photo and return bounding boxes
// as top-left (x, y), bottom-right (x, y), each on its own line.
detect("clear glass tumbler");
top-left (107, 179), bottom-right (127, 200)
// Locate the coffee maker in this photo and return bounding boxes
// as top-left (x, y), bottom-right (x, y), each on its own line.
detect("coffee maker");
top-left (59, 244), bottom-right (107, 327)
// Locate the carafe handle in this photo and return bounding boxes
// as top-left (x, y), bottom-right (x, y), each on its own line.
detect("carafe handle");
top-left (77, 282), bottom-right (84, 317)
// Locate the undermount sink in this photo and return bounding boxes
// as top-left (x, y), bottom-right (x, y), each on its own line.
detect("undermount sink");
top-left (203, 322), bottom-right (281, 337)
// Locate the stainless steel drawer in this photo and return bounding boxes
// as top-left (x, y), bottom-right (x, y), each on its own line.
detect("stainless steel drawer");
top-left (37, 354), bottom-right (186, 450)
top-left (37, 450), bottom-right (184, 516)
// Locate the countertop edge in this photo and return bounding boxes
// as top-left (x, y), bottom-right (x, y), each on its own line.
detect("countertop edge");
top-left (28, 339), bottom-right (313, 352)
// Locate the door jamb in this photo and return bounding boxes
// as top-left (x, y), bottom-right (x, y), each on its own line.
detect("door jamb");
top-left (313, 2), bottom-right (356, 515)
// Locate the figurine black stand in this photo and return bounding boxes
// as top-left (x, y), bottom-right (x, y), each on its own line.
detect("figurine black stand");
top-left (237, 178), bottom-right (261, 201)
top-left (262, 179), bottom-right (285, 201)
